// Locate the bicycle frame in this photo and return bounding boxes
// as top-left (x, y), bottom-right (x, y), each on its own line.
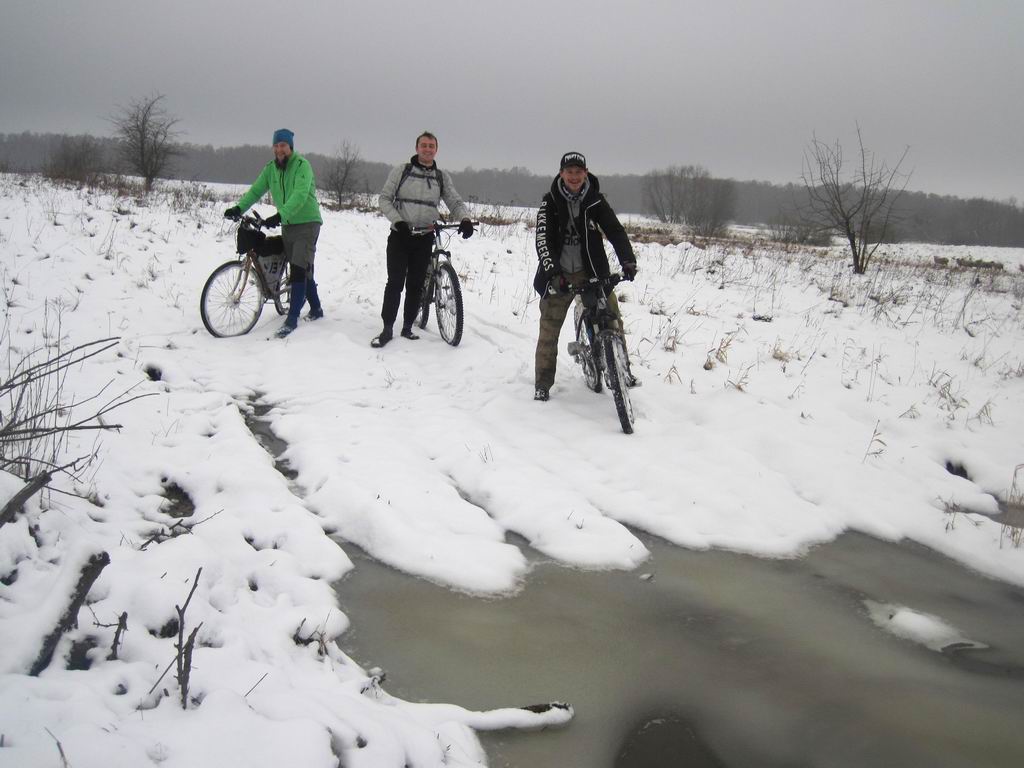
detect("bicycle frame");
top-left (426, 235), bottom-right (452, 276)
top-left (568, 276), bottom-right (621, 378)
top-left (410, 221), bottom-right (467, 256)
top-left (407, 222), bottom-right (458, 299)
top-left (413, 221), bottom-right (477, 346)
top-left (240, 213), bottom-right (288, 305)
top-left (243, 250), bottom-right (287, 303)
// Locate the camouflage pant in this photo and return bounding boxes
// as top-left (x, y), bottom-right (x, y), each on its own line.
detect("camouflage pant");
top-left (534, 271), bottom-right (623, 390)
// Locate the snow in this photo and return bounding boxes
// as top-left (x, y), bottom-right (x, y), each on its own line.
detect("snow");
top-left (1, 173), bottom-right (1023, 766)
top-left (865, 601), bottom-right (987, 652)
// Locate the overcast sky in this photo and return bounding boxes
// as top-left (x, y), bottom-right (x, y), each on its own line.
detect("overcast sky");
top-left (1, 0), bottom-right (1021, 201)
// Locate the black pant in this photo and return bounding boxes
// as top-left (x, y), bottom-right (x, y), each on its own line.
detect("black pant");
top-left (382, 229), bottom-right (432, 328)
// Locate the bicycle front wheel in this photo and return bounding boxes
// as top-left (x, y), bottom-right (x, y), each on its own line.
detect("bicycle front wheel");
top-left (603, 334), bottom-right (635, 434)
top-left (200, 260), bottom-right (265, 337)
top-left (574, 303), bottom-right (602, 393)
top-left (434, 261), bottom-right (464, 346)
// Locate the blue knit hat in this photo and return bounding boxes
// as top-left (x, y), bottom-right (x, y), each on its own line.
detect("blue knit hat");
top-left (272, 128), bottom-right (294, 148)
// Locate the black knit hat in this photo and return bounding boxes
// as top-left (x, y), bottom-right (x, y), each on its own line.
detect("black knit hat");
top-left (560, 151), bottom-right (587, 170)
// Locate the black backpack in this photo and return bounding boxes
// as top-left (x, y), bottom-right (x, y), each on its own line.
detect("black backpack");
top-left (394, 162), bottom-right (445, 202)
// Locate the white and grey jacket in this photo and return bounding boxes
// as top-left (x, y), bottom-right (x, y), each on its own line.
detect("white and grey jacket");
top-left (378, 156), bottom-right (469, 230)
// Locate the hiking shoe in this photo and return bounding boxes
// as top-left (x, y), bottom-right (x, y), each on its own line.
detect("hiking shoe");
top-left (625, 373), bottom-right (642, 388)
top-left (275, 321), bottom-right (297, 339)
top-left (306, 307), bottom-right (324, 321)
top-left (371, 329), bottom-right (393, 348)
top-left (534, 387), bottom-right (550, 401)
top-left (400, 327), bottom-right (420, 340)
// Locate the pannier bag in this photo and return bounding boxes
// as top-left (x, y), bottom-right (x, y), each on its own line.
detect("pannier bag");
top-left (256, 236), bottom-right (285, 281)
top-left (236, 226), bottom-right (266, 255)
top-left (256, 235), bottom-right (284, 257)
top-left (259, 254), bottom-right (286, 282)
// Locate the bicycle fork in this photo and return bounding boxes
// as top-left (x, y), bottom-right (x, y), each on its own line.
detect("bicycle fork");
top-left (566, 317), bottom-right (590, 361)
top-left (422, 254), bottom-right (439, 296)
top-left (567, 320), bottom-right (603, 372)
top-left (229, 259), bottom-right (256, 303)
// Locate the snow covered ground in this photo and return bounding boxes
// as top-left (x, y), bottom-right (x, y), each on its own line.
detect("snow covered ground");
top-left (1, 174), bottom-right (1023, 767)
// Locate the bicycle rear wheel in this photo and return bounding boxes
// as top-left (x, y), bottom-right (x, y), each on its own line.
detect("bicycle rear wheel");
top-left (603, 334), bottom-right (635, 434)
top-left (272, 262), bottom-right (291, 316)
top-left (574, 304), bottom-right (602, 393)
top-left (200, 260), bottom-right (264, 337)
top-left (434, 261), bottom-right (464, 346)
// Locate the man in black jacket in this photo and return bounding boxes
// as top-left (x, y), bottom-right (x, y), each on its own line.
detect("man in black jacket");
top-left (532, 151), bottom-right (638, 401)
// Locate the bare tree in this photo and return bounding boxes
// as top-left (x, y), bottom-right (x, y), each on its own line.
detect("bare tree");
top-left (44, 135), bottom-right (107, 187)
top-left (801, 126), bottom-right (910, 273)
top-left (642, 165), bottom-right (735, 237)
top-left (322, 141), bottom-right (364, 207)
top-left (642, 167), bottom-right (679, 223)
top-left (690, 176), bottom-right (736, 238)
top-left (642, 165), bottom-right (696, 224)
top-left (109, 93), bottom-right (182, 192)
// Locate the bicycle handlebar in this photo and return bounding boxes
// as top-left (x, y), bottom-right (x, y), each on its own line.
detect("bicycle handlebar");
top-left (409, 220), bottom-right (481, 236)
top-left (240, 211), bottom-right (267, 230)
top-left (566, 273), bottom-right (626, 295)
top-left (436, 220), bottom-right (480, 229)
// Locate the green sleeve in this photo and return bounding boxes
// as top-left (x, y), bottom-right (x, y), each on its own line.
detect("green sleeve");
top-left (236, 164), bottom-right (271, 213)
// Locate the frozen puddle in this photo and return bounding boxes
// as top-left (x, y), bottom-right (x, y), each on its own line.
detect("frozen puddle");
top-left (334, 532), bottom-right (1024, 768)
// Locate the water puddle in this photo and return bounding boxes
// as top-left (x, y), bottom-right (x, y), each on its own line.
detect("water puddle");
top-left (333, 532), bottom-right (1024, 768)
top-left (242, 399), bottom-right (298, 481)
top-left (242, 402), bottom-right (1024, 766)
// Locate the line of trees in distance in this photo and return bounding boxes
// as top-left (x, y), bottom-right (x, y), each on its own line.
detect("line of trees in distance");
top-left (2, 126), bottom-right (1021, 249)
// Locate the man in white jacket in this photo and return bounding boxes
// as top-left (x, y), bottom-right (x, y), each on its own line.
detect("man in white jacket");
top-left (374, 131), bottom-right (474, 348)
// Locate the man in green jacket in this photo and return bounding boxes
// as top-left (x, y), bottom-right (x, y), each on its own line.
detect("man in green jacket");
top-left (224, 128), bottom-right (323, 338)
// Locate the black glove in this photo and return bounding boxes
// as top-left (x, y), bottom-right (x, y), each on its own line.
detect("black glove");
top-left (264, 213), bottom-right (281, 229)
top-left (622, 262), bottom-right (638, 281)
top-left (458, 219), bottom-right (474, 239)
top-left (394, 221), bottom-right (410, 236)
top-left (224, 206), bottom-right (242, 221)
top-left (546, 273), bottom-right (567, 296)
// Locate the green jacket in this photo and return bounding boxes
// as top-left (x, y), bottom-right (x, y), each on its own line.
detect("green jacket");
top-left (235, 153), bottom-right (322, 225)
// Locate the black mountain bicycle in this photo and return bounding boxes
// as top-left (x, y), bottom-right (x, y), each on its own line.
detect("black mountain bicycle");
top-left (565, 274), bottom-right (635, 434)
top-left (200, 212), bottom-right (289, 337)
top-left (413, 221), bottom-right (478, 346)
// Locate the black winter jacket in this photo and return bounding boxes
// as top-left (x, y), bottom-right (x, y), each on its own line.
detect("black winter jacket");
top-left (532, 174), bottom-right (636, 295)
